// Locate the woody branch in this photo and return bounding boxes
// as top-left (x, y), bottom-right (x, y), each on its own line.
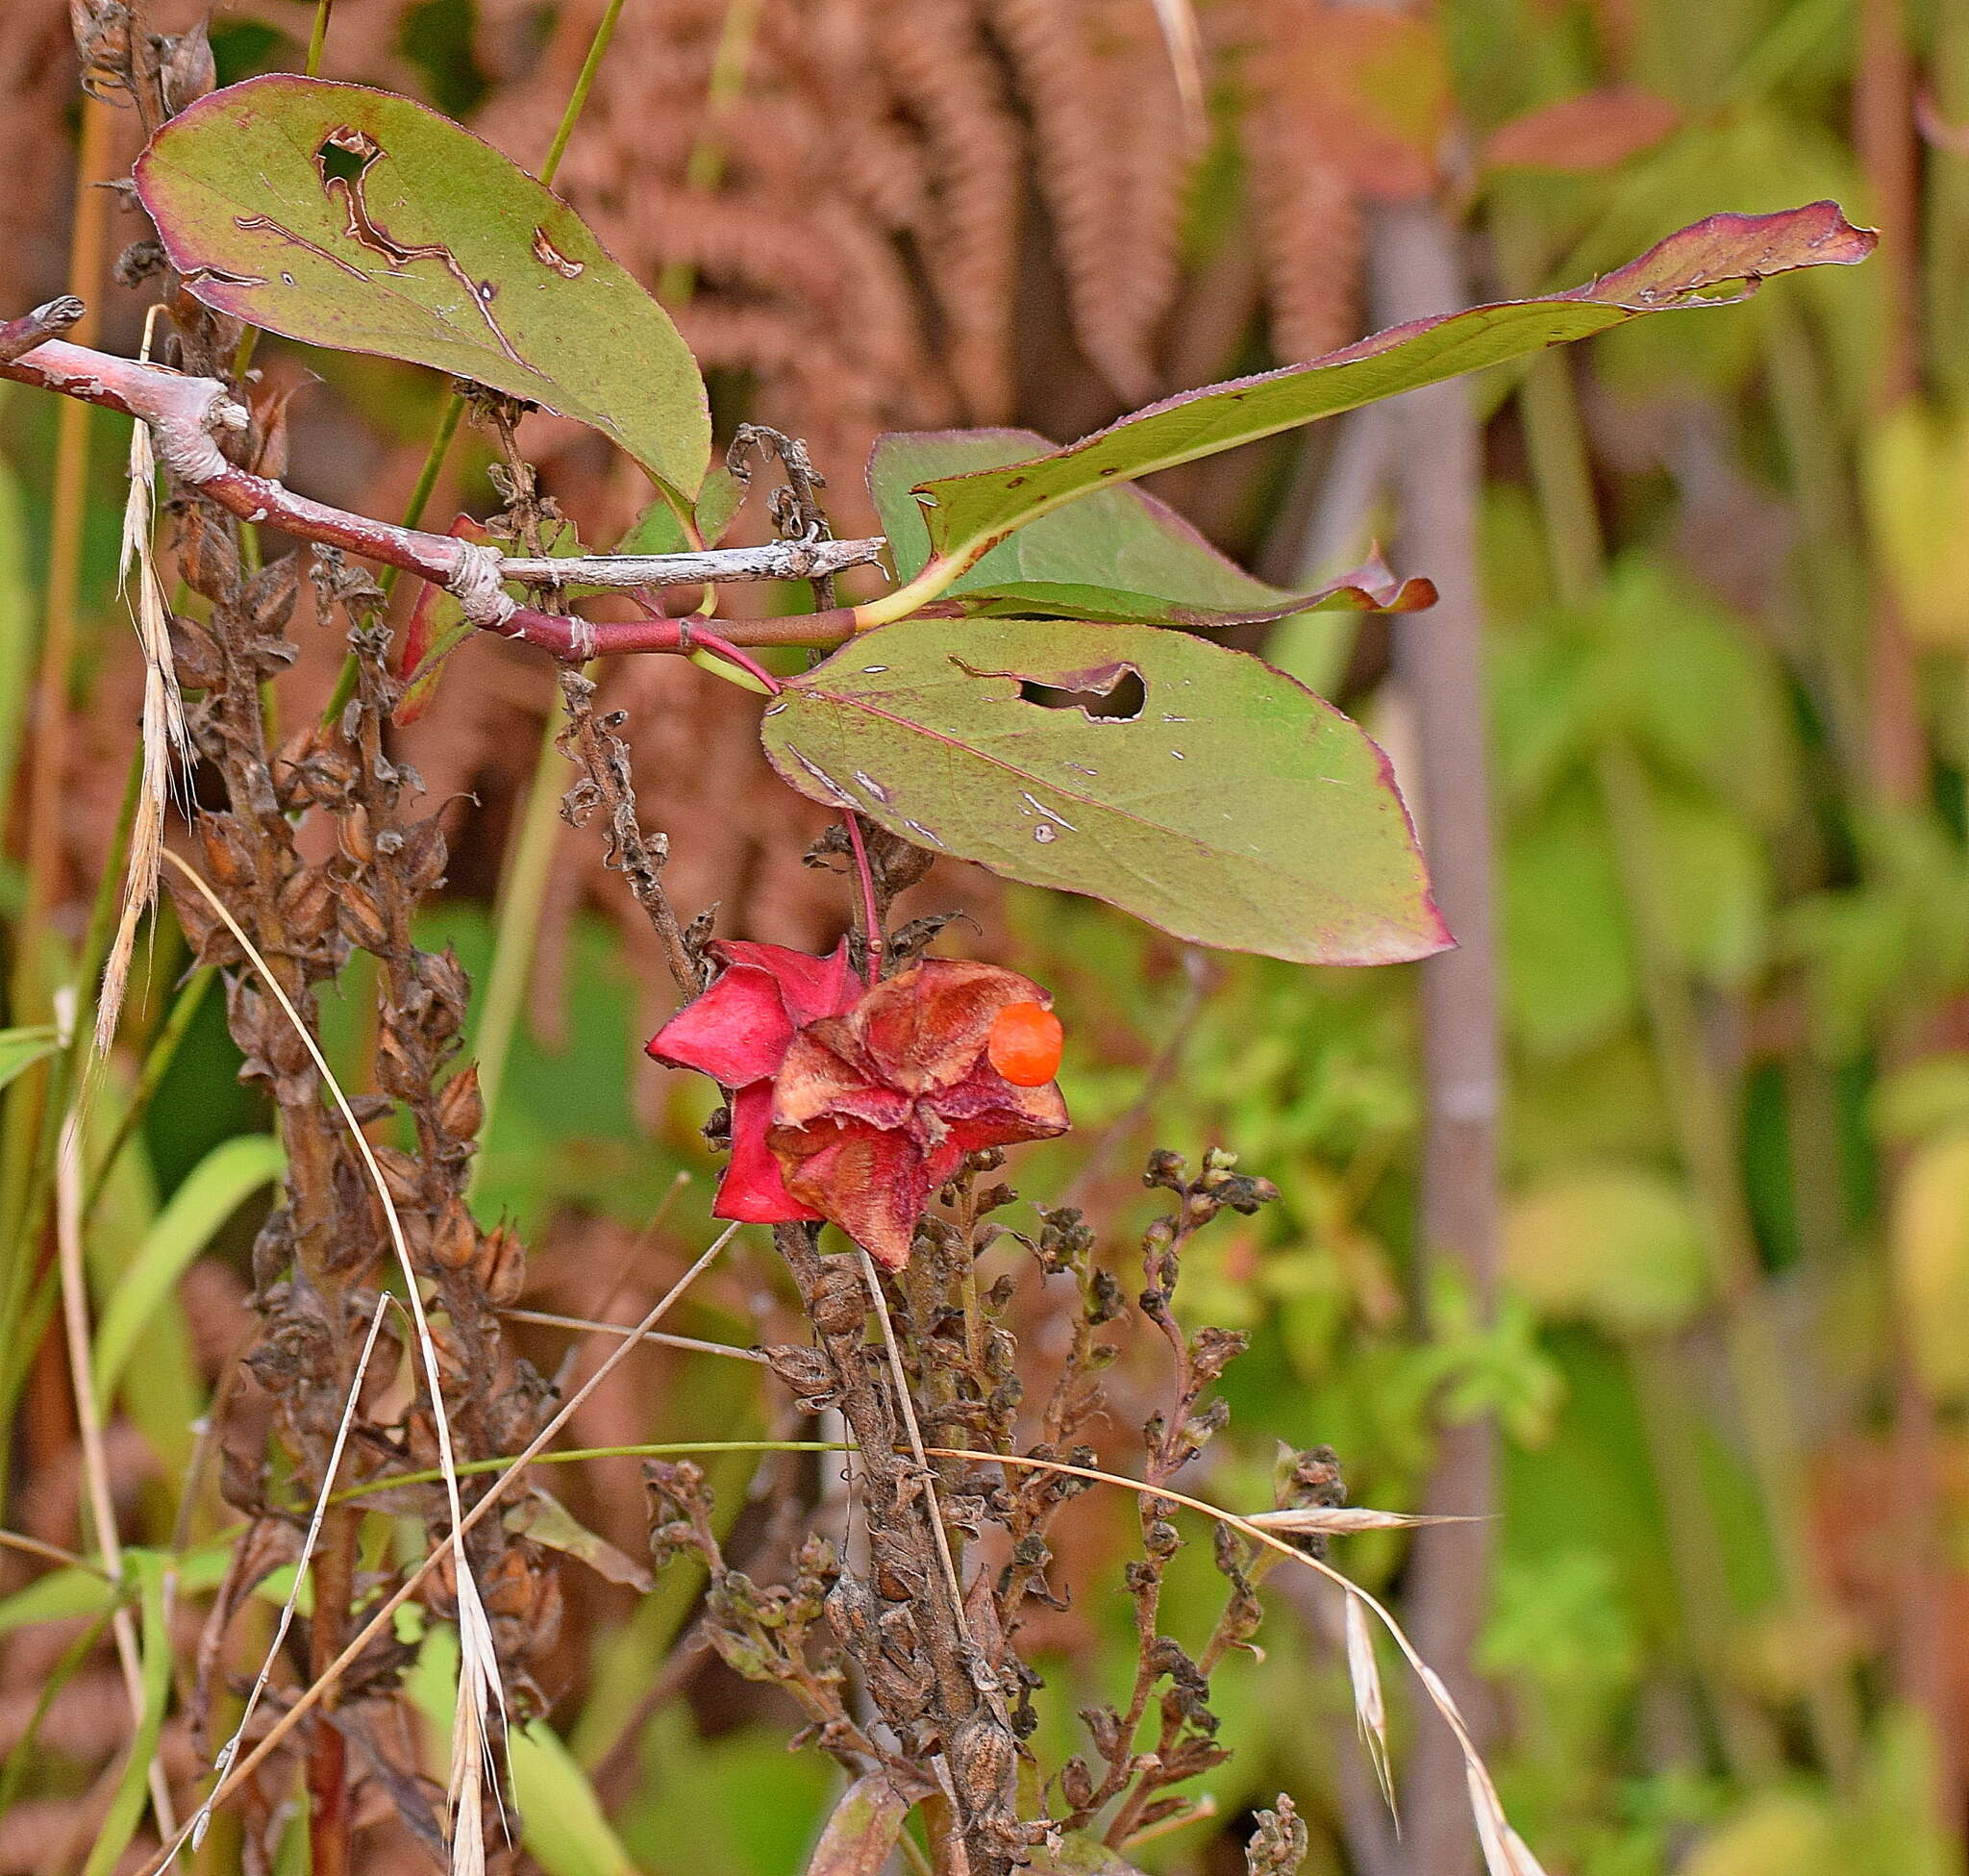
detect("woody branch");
top-left (0, 302), bottom-right (883, 655)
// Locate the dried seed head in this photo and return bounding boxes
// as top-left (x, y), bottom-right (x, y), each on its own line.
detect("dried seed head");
top-left (432, 1196), bottom-right (478, 1271)
top-left (437, 1063), bottom-right (485, 1141)
top-left (336, 882), bottom-right (390, 954)
top-left (370, 1145), bottom-right (425, 1208)
top-left (155, 19), bottom-right (215, 115)
top-left (337, 803), bottom-right (376, 867)
top-left (477, 1223), bottom-right (526, 1305)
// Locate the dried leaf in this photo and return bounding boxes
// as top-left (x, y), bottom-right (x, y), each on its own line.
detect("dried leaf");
top-left (1344, 1593), bottom-right (1394, 1816)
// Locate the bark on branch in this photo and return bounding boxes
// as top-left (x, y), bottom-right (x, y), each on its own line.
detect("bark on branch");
top-left (0, 316), bottom-right (880, 655)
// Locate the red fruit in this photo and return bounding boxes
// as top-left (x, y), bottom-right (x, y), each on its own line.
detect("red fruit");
top-left (987, 1001), bottom-right (1063, 1087)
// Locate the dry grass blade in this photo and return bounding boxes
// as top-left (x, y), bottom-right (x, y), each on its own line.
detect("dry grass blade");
top-left (96, 396), bottom-right (187, 1063)
top-left (158, 852), bottom-right (503, 1872)
top-left (192, 1292), bottom-right (398, 1848)
top-left (1146, 0), bottom-right (1207, 148)
top-left (137, 1221), bottom-right (744, 1876)
top-left (499, 1308), bottom-right (769, 1363)
top-left (1343, 1591), bottom-right (1395, 1817)
top-left (54, 1104), bottom-right (180, 1845)
top-left (1244, 1506), bottom-right (1479, 1535)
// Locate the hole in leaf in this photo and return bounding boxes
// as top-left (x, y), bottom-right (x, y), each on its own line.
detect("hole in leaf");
top-left (314, 131), bottom-right (379, 188)
top-left (1017, 666), bottom-right (1146, 722)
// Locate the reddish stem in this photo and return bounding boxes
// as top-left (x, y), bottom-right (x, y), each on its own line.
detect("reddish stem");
top-left (840, 812), bottom-right (885, 984)
top-left (684, 627), bottom-right (784, 694)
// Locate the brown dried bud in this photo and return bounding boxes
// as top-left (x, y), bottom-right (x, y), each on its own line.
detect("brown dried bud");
top-left (949, 1712), bottom-right (1016, 1811)
top-left (823, 1571), bottom-right (877, 1658)
top-left (432, 1196), bottom-right (478, 1271)
top-left (336, 882), bottom-right (390, 955)
top-left (276, 865), bottom-right (336, 944)
top-left (809, 1263), bottom-right (867, 1340)
top-left (173, 503), bottom-right (240, 599)
top-left (156, 19), bottom-right (216, 115)
top-left (369, 1145), bottom-right (424, 1208)
top-left (337, 803), bottom-right (376, 868)
top-left (375, 1026), bottom-right (424, 1102)
top-left (762, 1342), bottom-right (835, 1412)
top-left (436, 1063), bottom-right (484, 1142)
top-left (477, 1223), bottom-right (526, 1305)
top-left (165, 614), bottom-right (221, 688)
top-left (195, 813), bottom-right (255, 891)
top-left (480, 1548), bottom-right (536, 1619)
top-left (400, 815), bottom-right (448, 894)
top-left (1059, 1756), bottom-right (1096, 1812)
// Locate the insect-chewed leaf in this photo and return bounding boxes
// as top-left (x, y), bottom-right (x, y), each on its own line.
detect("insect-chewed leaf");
top-left (759, 618), bottom-right (1448, 965)
top-left (870, 429), bottom-right (1433, 625)
top-left (135, 76), bottom-right (710, 502)
top-left (908, 203), bottom-right (1875, 574)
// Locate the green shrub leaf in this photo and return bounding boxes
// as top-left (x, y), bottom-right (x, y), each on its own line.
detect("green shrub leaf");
top-left (136, 76), bottom-right (710, 501)
top-left (869, 428), bottom-right (1433, 625)
top-left (759, 618), bottom-right (1447, 964)
top-left (905, 204), bottom-right (1874, 581)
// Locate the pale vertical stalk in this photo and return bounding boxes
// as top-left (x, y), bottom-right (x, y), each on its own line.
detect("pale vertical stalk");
top-left (56, 1106), bottom-right (180, 1846)
top-left (16, 95), bottom-right (112, 1009)
top-left (1367, 201), bottom-right (1500, 1876)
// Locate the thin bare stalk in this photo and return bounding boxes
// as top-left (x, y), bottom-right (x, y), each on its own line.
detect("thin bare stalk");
top-left (56, 1106), bottom-right (180, 1845)
top-left (1365, 198), bottom-right (1502, 1876)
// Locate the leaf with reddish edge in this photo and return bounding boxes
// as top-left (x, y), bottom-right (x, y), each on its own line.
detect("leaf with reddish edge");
top-left (905, 204), bottom-right (1875, 582)
top-left (135, 76), bottom-right (710, 502)
top-left (868, 428), bottom-right (1433, 625)
top-left (759, 618), bottom-right (1449, 967)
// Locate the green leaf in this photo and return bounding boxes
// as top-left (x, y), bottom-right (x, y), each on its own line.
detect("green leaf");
top-left (511, 1719), bottom-right (641, 1876)
top-left (507, 1488), bottom-right (655, 1590)
top-left (92, 1134), bottom-right (284, 1413)
top-left (1505, 1164), bottom-right (1710, 1337)
top-left (0, 1544), bottom-right (230, 1639)
top-left (805, 1774), bottom-right (915, 1876)
top-left (1893, 1126), bottom-right (1969, 1400)
top-left (0, 1025), bottom-right (59, 1095)
top-left (136, 76), bottom-right (710, 501)
top-left (904, 205), bottom-right (1874, 578)
top-left (81, 1553), bottom-right (171, 1876)
top-left (759, 618), bottom-right (1447, 964)
top-left (869, 429), bottom-right (1433, 625)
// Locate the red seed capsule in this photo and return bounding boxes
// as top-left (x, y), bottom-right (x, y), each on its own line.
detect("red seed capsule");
top-left (987, 1001), bottom-right (1063, 1087)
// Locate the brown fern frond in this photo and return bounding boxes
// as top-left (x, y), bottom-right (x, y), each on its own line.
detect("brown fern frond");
top-left (1234, 0), bottom-right (1364, 362)
top-left (989, 0), bottom-right (1196, 402)
top-left (874, 0), bottom-right (1023, 417)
